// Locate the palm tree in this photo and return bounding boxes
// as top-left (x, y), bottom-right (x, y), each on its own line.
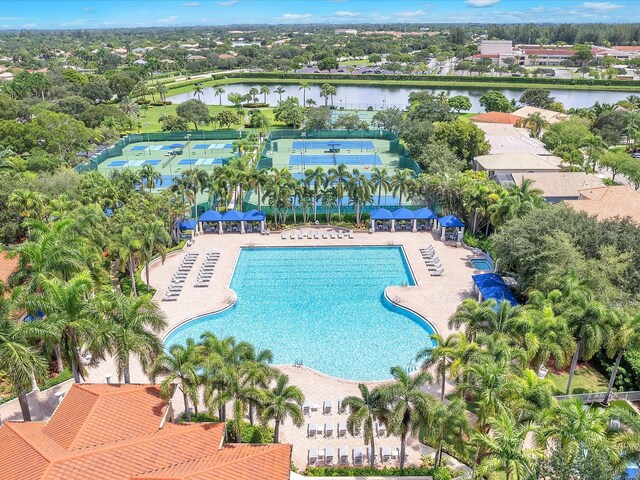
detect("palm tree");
top-left (140, 220), bottom-right (171, 286)
top-left (7, 189), bottom-right (46, 219)
top-left (0, 298), bottom-right (49, 421)
top-left (156, 83), bottom-right (168, 104)
top-left (261, 373), bottom-right (305, 443)
top-left (342, 384), bottom-right (384, 468)
top-left (370, 167), bottom-right (391, 209)
top-left (298, 81), bottom-right (311, 106)
top-left (448, 298), bottom-right (508, 341)
top-left (111, 226), bottom-right (143, 296)
top-left (89, 291), bottom-right (167, 383)
top-left (214, 86), bottom-right (225, 106)
top-left (390, 169), bottom-right (414, 207)
top-left (247, 167), bottom-right (270, 212)
top-left (193, 84), bottom-right (204, 100)
top-left (327, 164), bottom-right (351, 221)
top-left (603, 311), bottom-right (640, 405)
top-left (473, 413), bottom-right (541, 480)
top-left (274, 86), bottom-right (286, 103)
top-left (523, 112), bottom-right (548, 139)
top-left (380, 366), bottom-right (434, 471)
top-left (304, 167), bottom-right (327, 223)
top-left (259, 85), bottom-right (270, 104)
top-left (151, 342), bottom-right (200, 422)
top-left (248, 87), bottom-right (259, 104)
top-left (346, 169), bottom-right (373, 225)
top-left (320, 188), bottom-right (337, 223)
top-left (425, 397), bottom-right (470, 468)
top-left (416, 332), bottom-right (470, 401)
top-left (320, 83), bottom-right (332, 107)
top-left (138, 165), bottom-right (162, 193)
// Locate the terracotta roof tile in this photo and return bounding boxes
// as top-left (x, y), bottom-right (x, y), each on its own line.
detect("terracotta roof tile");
top-left (0, 251), bottom-right (18, 284)
top-left (470, 112), bottom-right (519, 125)
top-left (565, 185), bottom-right (640, 224)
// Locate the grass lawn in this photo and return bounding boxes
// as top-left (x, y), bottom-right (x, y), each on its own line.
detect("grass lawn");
top-left (547, 364), bottom-right (609, 395)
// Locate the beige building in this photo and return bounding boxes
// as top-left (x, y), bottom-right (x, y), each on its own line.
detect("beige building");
top-left (475, 123), bottom-right (551, 156)
top-left (512, 172), bottom-right (605, 203)
top-left (564, 185), bottom-right (640, 224)
top-left (474, 153), bottom-right (563, 176)
top-left (512, 106), bottom-right (569, 124)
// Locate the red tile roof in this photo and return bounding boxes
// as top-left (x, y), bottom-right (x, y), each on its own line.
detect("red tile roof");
top-left (470, 112), bottom-right (519, 125)
top-left (0, 251), bottom-right (18, 284)
top-left (613, 45), bottom-right (640, 52)
top-left (0, 384), bottom-right (291, 480)
top-left (524, 48), bottom-right (575, 56)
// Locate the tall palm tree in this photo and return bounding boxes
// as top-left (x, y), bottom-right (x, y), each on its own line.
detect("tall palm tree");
top-left (247, 167), bottom-right (270, 212)
top-left (320, 188), bottom-right (337, 223)
top-left (448, 298), bottom-right (505, 341)
top-left (111, 226), bottom-right (143, 296)
top-left (248, 87), bottom-right (259, 104)
top-left (347, 169), bottom-right (373, 225)
top-left (304, 167), bottom-right (327, 223)
top-left (261, 373), bottom-right (304, 443)
top-left (370, 167), bottom-right (391, 209)
top-left (259, 85), bottom-right (271, 104)
top-left (603, 311), bottom-right (640, 405)
top-left (327, 164), bottom-right (351, 221)
top-left (151, 342), bottom-right (200, 422)
top-left (380, 366), bottom-right (434, 471)
top-left (89, 291), bottom-right (167, 383)
top-left (342, 384), bottom-right (384, 468)
top-left (425, 397), bottom-right (470, 468)
top-left (523, 112), bottom-right (549, 139)
top-left (7, 189), bottom-right (46, 219)
top-left (473, 413), bottom-right (541, 480)
top-left (390, 169), bottom-right (415, 207)
top-left (274, 86), bottom-right (286, 103)
top-left (214, 86), bottom-right (225, 106)
top-left (298, 81), bottom-right (311, 106)
top-left (140, 220), bottom-right (171, 286)
top-left (138, 165), bottom-right (162, 193)
top-left (193, 84), bottom-right (204, 100)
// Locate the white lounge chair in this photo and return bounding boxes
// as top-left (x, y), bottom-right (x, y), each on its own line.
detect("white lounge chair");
top-left (325, 446), bottom-right (334, 465)
top-left (308, 422), bottom-right (317, 438)
top-left (337, 399), bottom-right (346, 414)
top-left (322, 231), bottom-right (328, 239)
top-left (339, 446), bottom-right (349, 465)
top-left (308, 447), bottom-right (318, 465)
top-left (430, 268), bottom-right (444, 276)
top-left (323, 400), bottom-right (332, 414)
top-left (353, 447), bottom-right (364, 465)
top-left (303, 401), bottom-right (310, 416)
top-left (314, 231), bottom-right (320, 239)
top-left (380, 445), bottom-right (392, 463)
top-left (338, 231), bottom-right (344, 239)
top-left (377, 422), bottom-right (387, 437)
top-left (338, 420), bottom-right (347, 438)
top-left (290, 231), bottom-right (296, 239)
top-left (330, 231), bottom-right (336, 239)
top-left (348, 230), bottom-right (354, 239)
top-left (324, 421), bottom-right (334, 438)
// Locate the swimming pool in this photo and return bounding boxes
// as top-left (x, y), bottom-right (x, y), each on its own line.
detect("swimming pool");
top-left (470, 257), bottom-right (494, 271)
top-left (164, 246), bottom-right (435, 381)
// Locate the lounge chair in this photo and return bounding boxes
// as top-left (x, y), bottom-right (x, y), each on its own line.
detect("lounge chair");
top-left (303, 402), bottom-right (310, 416)
top-left (194, 283), bottom-right (208, 288)
top-left (337, 399), bottom-right (345, 414)
top-left (353, 447), bottom-right (364, 465)
top-left (308, 422), bottom-right (317, 438)
top-left (324, 421), bottom-right (334, 438)
top-left (281, 232), bottom-right (287, 240)
top-left (430, 268), bottom-right (444, 276)
top-left (161, 296), bottom-right (177, 302)
top-left (322, 231), bottom-right (328, 239)
top-left (308, 447), bottom-right (318, 465)
top-left (338, 420), bottom-right (347, 438)
top-left (348, 230), bottom-right (354, 239)
top-left (338, 231), bottom-right (344, 239)
top-left (380, 445), bottom-right (392, 463)
top-left (298, 231), bottom-right (304, 239)
top-left (377, 422), bottom-right (387, 437)
top-left (310, 403), bottom-right (319, 412)
top-left (323, 400), bottom-right (332, 414)
top-left (314, 231), bottom-right (320, 239)
top-left (324, 446), bottom-right (334, 465)
top-left (428, 264), bottom-right (443, 271)
top-left (330, 231), bottom-right (336, 239)
top-left (290, 231), bottom-right (296, 239)
top-left (339, 446), bottom-right (349, 465)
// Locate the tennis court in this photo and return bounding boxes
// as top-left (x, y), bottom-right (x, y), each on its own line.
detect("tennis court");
top-left (291, 140), bottom-right (375, 150)
top-left (288, 154), bottom-right (382, 166)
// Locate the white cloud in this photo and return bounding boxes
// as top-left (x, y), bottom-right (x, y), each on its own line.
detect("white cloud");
top-left (335, 10), bottom-right (360, 17)
top-left (61, 19), bottom-right (87, 26)
top-left (22, 23), bottom-right (37, 28)
top-left (281, 13), bottom-right (312, 19)
top-left (183, 2), bottom-right (200, 6)
top-left (465, 0), bottom-right (500, 7)
top-left (529, 6), bottom-right (544, 12)
top-left (216, 0), bottom-right (238, 5)
top-left (583, 2), bottom-right (623, 9)
top-left (157, 15), bottom-right (178, 23)
top-left (396, 10), bottom-right (427, 17)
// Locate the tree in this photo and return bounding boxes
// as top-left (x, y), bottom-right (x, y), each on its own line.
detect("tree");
top-left (380, 366), bottom-right (433, 471)
top-left (602, 311), bottom-right (640, 404)
top-left (368, 53), bottom-right (382, 65)
top-left (417, 332), bottom-right (469, 401)
top-left (138, 164), bottom-right (162, 194)
top-left (346, 169), bottom-right (373, 224)
top-left (215, 110), bottom-right (238, 129)
top-left (390, 169), bottom-right (414, 208)
top-left (371, 107), bottom-right (403, 135)
top-left (319, 83), bottom-right (337, 107)
top-left (260, 373), bottom-right (304, 443)
top-left (479, 90), bottom-right (515, 113)
top-left (327, 164), bottom-right (351, 221)
top-left (273, 97), bottom-right (304, 128)
top-left (111, 226), bottom-right (142, 296)
top-left (89, 291), bottom-right (167, 383)
top-left (333, 113), bottom-right (368, 131)
top-left (432, 119), bottom-right (490, 163)
top-left (318, 56), bottom-right (338, 72)
top-left (370, 167), bottom-right (391, 209)
top-left (416, 144), bottom-right (466, 175)
top-left (249, 110), bottom-right (271, 130)
top-left (448, 95), bottom-right (472, 113)
top-left (304, 166), bottom-right (327, 222)
top-left (423, 397), bottom-right (470, 468)
top-left (519, 89), bottom-right (555, 109)
top-left (599, 151), bottom-right (632, 181)
top-left (176, 99), bottom-right (210, 130)
top-left (298, 81), bottom-right (311, 106)
top-left (214, 86), bottom-right (225, 106)
top-left (80, 81), bottom-right (113, 103)
top-left (274, 86), bottom-right (286, 103)
top-left (305, 107), bottom-right (332, 131)
top-left (522, 112), bottom-right (549, 139)
top-left (107, 72), bottom-right (135, 99)
top-left (342, 384), bottom-right (384, 468)
top-left (151, 342), bottom-right (200, 422)
top-left (139, 219), bottom-right (170, 286)
top-left (192, 84), bottom-right (204, 101)
top-left (259, 85), bottom-right (270, 104)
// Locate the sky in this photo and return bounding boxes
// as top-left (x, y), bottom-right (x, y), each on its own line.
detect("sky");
top-left (0, 0), bottom-right (638, 29)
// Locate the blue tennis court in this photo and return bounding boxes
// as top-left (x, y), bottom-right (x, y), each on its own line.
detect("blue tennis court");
top-left (108, 160), bottom-right (128, 167)
top-left (131, 145), bottom-right (148, 151)
top-left (289, 154), bottom-right (382, 166)
top-left (193, 143), bottom-right (233, 150)
top-left (161, 143), bottom-right (185, 150)
top-left (291, 140), bottom-right (375, 150)
top-left (143, 160), bottom-right (161, 166)
top-left (178, 159), bottom-right (197, 165)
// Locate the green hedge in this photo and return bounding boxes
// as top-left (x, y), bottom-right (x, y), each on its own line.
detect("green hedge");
top-left (226, 420), bottom-right (274, 444)
top-left (305, 466), bottom-right (451, 479)
top-left (215, 71), bottom-right (640, 88)
top-left (178, 412), bottom-right (220, 423)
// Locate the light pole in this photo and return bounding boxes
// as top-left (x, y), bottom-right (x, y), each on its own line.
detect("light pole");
top-left (301, 131), bottom-right (306, 173)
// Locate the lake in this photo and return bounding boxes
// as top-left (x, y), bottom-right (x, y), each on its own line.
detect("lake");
top-left (168, 82), bottom-right (639, 111)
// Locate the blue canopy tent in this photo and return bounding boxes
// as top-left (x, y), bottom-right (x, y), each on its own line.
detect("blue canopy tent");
top-left (413, 207), bottom-right (437, 231)
top-left (370, 208), bottom-right (393, 231)
top-left (243, 209), bottom-right (267, 233)
top-left (173, 218), bottom-right (198, 240)
top-left (178, 219), bottom-right (197, 231)
top-left (471, 273), bottom-right (519, 309)
top-left (437, 215), bottom-right (465, 244)
top-left (392, 207), bottom-right (415, 231)
top-left (221, 209), bottom-right (244, 233)
top-left (199, 209), bottom-right (222, 233)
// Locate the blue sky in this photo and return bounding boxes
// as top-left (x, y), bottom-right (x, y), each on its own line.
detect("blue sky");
top-left (1, 0), bottom-right (638, 29)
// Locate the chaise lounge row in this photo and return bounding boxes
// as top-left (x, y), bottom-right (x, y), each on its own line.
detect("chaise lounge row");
top-left (308, 444), bottom-right (405, 466)
top-left (280, 229), bottom-right (355, 240)
top-left (420, 246), bottom-right (444, 276)
top-left (162, 252), bottom-right (199, 301)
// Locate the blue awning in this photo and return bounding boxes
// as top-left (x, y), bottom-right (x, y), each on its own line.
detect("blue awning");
top-left (243, 209), bottom-right (266, 221)
top-left (221, 209), bottom-right (244, 222)
top-left (413, 207), bottom-right (437, 220)
top-left (199, 209), bottom-right (222, 222)
top-left (438, 215), bottom-right (465, 228)
top-left (370, 208), bottom-right (393, 220)
top-left (178, 219), bottom-right (197, 230)
top-left (392, 207), bottom-right (415, 220)
top-left (472, 273), bottom-right (519, 307)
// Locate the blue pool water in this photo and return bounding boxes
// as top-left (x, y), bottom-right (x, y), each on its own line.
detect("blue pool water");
top-left (470, 258), bottom-right (493, 271)
top-left (164, 246), bottom-right (435, 381)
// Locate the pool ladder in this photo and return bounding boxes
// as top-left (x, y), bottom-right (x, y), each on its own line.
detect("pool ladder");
top-left (405, 362), bottom-right (418, 373)
top-left (293, 359), bottom-right (304, 368)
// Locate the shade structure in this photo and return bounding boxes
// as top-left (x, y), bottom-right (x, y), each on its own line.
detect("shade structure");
top-left (370, 208), bottom-right (393, 221)
top-left (438, 215), bottom-right (465, 228)
top-left (392, 207), bottom-right (415, 220)
top-left (221, 209), bottom-right (243, 222)
top-left (413, 207), bottom-right (437, 220)
top-left (178, 219), bottom-right (197, 230)
top-left (199, 209), bottom-right (222, 222)
top-left (472, 273), bottom-right (519, 308)
top-left (243, 209), bottom-right (266, 221)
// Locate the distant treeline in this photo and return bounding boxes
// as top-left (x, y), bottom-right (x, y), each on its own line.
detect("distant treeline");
top-left (486, 23), bottom-right (640, 46)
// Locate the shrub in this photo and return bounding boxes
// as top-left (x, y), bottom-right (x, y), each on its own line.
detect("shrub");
top-left (178, 412), bottom-right (220, 423)
top-left (305, 466), bottom-right (451, 477)
top-left (243, 102), bottom-right (269, 108)
top-left (226, 420), bottom-right (274, 444)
